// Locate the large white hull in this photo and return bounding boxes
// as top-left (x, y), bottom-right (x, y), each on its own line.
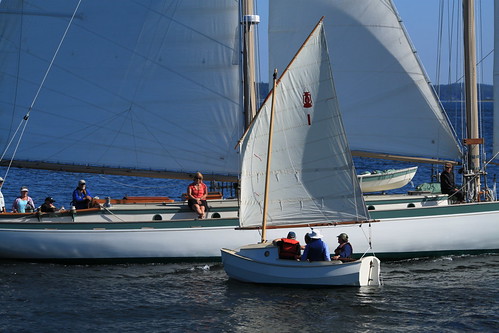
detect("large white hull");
top-left (0, 201), bottom-right (498, 262)
top-left (221, 244), bottom-right (380, 286)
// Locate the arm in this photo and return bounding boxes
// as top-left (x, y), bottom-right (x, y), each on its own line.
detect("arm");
top-left (301, 246), bottom-right (309, 261)
top-left (200, 183), bottom-right (208, 200)
top-left (323, 243), bottom-right (331, 261)
top-left (187, 184), bottom-right (196, 200)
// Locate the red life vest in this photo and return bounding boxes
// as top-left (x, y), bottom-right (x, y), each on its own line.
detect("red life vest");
top-left (278, 238), bottom-right (300, 259)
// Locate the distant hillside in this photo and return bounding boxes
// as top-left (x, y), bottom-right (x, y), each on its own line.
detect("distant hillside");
top-left (433, 83), bottom-right (493, 102)
top-left (259, 82), bottom-right (493, 103)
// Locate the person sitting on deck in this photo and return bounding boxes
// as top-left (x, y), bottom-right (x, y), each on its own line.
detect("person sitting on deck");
top-left (332, 233), bottom-right (354, 262)
top-left (41, 197), bottom-right (57, 213)
top-left (273, 231), bottom-right (301, 260)
top-left (300, 229), bottom-right (331, 262)
top-left (187, 172), bottom-right (208, 219)
top-left (12, 186), bottom-right (35, 213)
top-left (72, 180), bottom-right (93, 209)
top-left (440, 162), bottom-right (465, 203)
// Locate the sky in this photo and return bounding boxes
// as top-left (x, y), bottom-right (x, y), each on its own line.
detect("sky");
top-left (255, 0), bottom-right (494, 84)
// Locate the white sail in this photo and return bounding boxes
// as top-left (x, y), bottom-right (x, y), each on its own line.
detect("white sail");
top-left (268, 0), bottom-right (462, 161)
top-left (239, 21), bottom-right (368, 228)
top-left (0, 0), bottom-right (243, 178)
top-left (494, 0), bottom-right (499, 160)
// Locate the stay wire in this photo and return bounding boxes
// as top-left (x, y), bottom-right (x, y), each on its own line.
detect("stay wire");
top-left (0, 0), bottom-right (83, 183)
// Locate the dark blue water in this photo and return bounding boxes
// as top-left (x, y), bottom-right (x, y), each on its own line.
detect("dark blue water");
top-left (1, 255), bottom-right (498, 332)
top-left (0, 102), bottom-right (497, 332)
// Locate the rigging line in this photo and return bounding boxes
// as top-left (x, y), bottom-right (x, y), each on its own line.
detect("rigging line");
top-left (359, 222), bottom-right (376, 259)
top-left (0, 117), bottom-right (28, 181)
top-left (451, 151), bottom-right (499, 201)
top-left (27, 0), bottom-right (83, 113)
top-left (1, 1), bottom-right (82, 182)
top-left (96, 203), bottom-right (126, 222)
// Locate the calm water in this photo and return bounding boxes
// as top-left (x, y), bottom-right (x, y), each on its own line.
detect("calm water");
top-left (0, 168), bottom-right (498, 332)
top-left (0, 255), bottom-right (498, 332)
top-left (0, 103), bottom-right (497, 332)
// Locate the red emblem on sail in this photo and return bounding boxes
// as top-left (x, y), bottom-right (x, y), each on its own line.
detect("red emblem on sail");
top-left (303, 91), bottom-right (312, 108)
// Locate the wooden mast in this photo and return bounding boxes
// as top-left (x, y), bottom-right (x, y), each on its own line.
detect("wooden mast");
top-left (242, 0), bottom-right (259, 128)
top-left (463, 0), bottom-right (482, 199)
top-left (260, 69), bottom-right (278, 243)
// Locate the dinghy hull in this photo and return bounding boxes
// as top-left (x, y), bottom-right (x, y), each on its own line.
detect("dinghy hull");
top-left (221, 244), bottom-right (380, 286)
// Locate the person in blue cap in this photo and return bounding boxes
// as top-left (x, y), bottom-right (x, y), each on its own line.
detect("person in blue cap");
top-left (272, 231), bottom-right (301, 260)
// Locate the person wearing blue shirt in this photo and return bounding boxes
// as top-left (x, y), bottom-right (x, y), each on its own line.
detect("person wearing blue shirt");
top-left (301, 229), bottom-right (331, 262)
top-left (332, 233), bottom-right (353, 261)
top-left (72, 179), bottom-right (93, 209)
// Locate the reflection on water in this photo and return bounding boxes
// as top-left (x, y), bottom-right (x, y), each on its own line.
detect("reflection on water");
top-left (0, 254), bottom-right (498, 332)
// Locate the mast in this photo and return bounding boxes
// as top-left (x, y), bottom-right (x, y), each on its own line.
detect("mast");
top-left (260, 69), bottom-right (278, 243)
top-left (241, 0), bottom-right (260, 128)
top-left (462, 0), bottom-right (482, 199)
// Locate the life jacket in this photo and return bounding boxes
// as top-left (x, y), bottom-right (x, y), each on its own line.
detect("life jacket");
top-left (278, 238), bottom-right (300, 259)
top-left (334, 242), bottom-right (353, 257)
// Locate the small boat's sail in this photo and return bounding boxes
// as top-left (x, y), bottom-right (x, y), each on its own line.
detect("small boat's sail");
top-left (222, 20), bottom-right (380, 287)
top-left (239, 19), bottom-right (368, 228)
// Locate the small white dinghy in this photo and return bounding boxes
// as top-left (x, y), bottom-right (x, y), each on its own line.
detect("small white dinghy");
top-left (221, 243), bottom-right (380, 286)
top-left (221, 20), bottom-right (380, 287)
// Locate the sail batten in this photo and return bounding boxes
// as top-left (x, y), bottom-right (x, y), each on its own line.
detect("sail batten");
top-left (0, 0), bottom-right (244, 176)
top-left (240, 22), bottom-right (368, 228)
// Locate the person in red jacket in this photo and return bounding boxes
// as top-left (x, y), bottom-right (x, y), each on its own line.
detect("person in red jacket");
top-left (273, 231), bottom-right (301, 260)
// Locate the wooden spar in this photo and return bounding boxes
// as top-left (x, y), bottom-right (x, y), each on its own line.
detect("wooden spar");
top-left (351, 151), bottom-right (460, 165)
top-left (242, 0), bottom-right (259, 128)
top-left (237, 219), bottom-right (377, 230)
top-left (260, 69), bottom-right (278, 243)
top-left (463, 0), bottom-right (481, 196)
top-left (0, 160), bottom-right (238, 182)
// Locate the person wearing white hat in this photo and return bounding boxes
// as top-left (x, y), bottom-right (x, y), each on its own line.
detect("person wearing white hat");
top-left (300, 229), bottom-right (331, 262)
top-left (0, 177), bottom-right (4, 212)
top-left (72, 180), bottom-right (93, 209)
top-left (12, 186), bottom-right (35, 213)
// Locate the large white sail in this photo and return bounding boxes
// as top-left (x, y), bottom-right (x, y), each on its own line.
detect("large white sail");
top-left (269, 0), bottom-right (462, 161)
top-left (0, 0), bottom-right (243, 178)
top-left (494, 0), bottom-right (499, 160)
top-left (239, 21), bottom-right (368, 228)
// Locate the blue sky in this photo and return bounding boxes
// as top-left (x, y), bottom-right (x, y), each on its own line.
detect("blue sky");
top-left (255, 0), bottom-right (494, 84)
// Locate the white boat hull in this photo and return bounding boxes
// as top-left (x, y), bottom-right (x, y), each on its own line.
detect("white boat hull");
top-left (0, 202), bottom-right (498, 262)
top-left (358, 167), bottom-right (418, 192)
top-left (221, 244), bottom-right (380, 286)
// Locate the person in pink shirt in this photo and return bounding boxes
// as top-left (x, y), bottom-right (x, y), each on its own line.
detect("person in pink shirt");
top-left (187, 172), bottom-right (208, 219)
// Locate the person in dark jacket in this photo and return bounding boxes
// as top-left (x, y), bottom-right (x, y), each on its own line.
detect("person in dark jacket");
top-left (301, 229), bottom-right (330, 262)
top-left (332, 233), bottom-right (353, 261)
top-left (440, 162), bottom-right (464, 203)
top-left (41, 197), bottom-right (57, 213)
